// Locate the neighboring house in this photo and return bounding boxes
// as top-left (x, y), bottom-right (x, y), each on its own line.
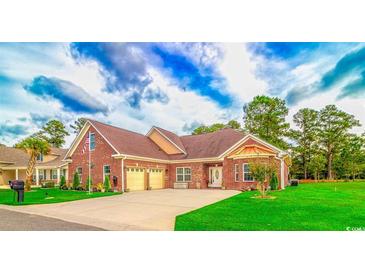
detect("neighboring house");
top-left (0, 146), bottom-right (68, 186)
top-left (65, 119), bottom-right (290, 191)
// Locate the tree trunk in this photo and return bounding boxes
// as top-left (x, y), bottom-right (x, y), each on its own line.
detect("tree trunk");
top-left (327, 152), bottom-right (333, 180)
top-left (303, 155), bottom-right (307, 179)
top-left (25, 153), bottom-right (36, 191)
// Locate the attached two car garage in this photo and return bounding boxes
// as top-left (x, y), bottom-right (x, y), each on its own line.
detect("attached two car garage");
top-left (126, 167), bottom-right (164, 191)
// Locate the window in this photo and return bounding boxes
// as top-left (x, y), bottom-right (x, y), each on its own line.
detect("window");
top-left (77, 167), bottom-right (83, 181)
top-left (234, 164), bottom-right (239, 182)
top-left (50, 169), bottom-right (58, 180)
top-left (176, 167), bottom-right (191, 182)
top-left (38, 169), bottom-right (46, 181)
top-left (90, 133), bottom-right (95, 150)
top-left (243, 163), bottom-right (254, 181)
top-left (37, 153), bottom-right (43, 162)
top-left (103, 165), bottom-right (111, 179)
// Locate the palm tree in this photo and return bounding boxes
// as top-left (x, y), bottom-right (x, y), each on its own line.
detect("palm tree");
top-left (15, 137), bottom-right (50, 191)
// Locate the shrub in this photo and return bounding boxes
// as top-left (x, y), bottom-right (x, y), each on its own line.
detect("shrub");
top-left (59, 175), bottom-right (66, 189)
top-left (85, 176), bottom-right (92, 192)
top-left (72, 172), bottom-right (80, 190)
top-left (104, 175), bottom-right (111, 192)
top-left (42, 181), bottom-right (55, 188)
top-left (270, 173), bottom-right (279, 190)
top-left (60, 185), bottom-right (68, 190)
top-left (96, 183), bottom-right (104, 192)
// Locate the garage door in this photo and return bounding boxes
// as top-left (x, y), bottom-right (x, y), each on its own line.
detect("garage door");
top-left (126, 167), bottom-right (145, 191)
top-left (149, 168), bottom-right (164, 189)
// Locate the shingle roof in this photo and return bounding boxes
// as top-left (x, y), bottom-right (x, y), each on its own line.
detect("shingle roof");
top-left (88, 120), bottom-right (170, 160)
top-left (0, 146), bottom-right (29, 166)
top-left (169, 128), bottom-right (246, 160)
top-left (153, 127), bottom-right (187, 154)
top-left (88, 120), bottom-right (246, 160)
top-left (0, 147), bottom-right (68, 168)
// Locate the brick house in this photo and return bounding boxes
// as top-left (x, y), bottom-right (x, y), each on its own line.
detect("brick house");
top-left (64, 119), bottom-right (290, 192)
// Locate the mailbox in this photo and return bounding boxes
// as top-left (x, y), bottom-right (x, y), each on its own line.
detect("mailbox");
top-left (8, 180), bottom-right (25, 203)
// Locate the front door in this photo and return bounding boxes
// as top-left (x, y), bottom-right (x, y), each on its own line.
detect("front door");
top-left (209, 167), bottom-right (222, 187)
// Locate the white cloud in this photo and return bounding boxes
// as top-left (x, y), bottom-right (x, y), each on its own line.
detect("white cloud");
top-left (217, 43), bottom-right (267, 104)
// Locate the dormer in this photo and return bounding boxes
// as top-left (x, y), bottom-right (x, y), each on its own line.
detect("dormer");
top-left (146, 127), bottom-right (186, 155)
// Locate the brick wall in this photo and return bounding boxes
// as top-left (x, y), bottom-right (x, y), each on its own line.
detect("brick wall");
top-left (123, 159), bottom-right (169, 190)
top-left (223, 157), bottom-right (283, 190)
top-left (68, 126), bottom-right (122, 191)
top-left (168, 162), bottom-right (206, 189)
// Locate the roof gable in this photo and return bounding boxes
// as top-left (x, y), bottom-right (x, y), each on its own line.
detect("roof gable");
top-left (146, 127), bottom-right (186, 155)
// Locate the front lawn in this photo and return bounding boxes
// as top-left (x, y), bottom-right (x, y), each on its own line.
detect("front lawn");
top-left (0, 188), bottom-right (121, 206)
top-left (175, 182), bottom-right (365, 231)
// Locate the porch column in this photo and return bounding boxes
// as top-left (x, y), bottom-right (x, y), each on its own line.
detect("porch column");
top-left (15, 169), bottom-right (19, 180)
top-left (57, 168), bottom-right (61, 183)
top-left (35, 168), bottom-right (39, 185)
top-left (121, 156), bottom-right (126, 192)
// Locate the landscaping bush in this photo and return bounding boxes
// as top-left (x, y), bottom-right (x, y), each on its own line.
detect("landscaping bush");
top-left (59, 175), bottom-right (66, 189)
top-left (270, 173), bottom-right (279, 190)
top-left (72, 172), bottom-right (80, 190)
top-left (104, 175), bottom-right (111, 192)
top-left (60, 185), bottom-right (69, 190)
top-left (96, 183), bottom-right (104, 192)
top-left (41, 181), bottom-right (55, 188)
top-left (86, 176), bottom-right (92, 191)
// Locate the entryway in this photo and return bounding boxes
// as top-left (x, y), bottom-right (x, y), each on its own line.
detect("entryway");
top-left (209, 166), bottom-right (222, 188)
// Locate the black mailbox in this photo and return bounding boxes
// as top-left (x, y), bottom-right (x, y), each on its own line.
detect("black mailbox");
top-left (9, 180), bottom-right (25, 203)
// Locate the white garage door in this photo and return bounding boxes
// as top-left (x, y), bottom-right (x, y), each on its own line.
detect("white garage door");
top-left (126, 167), bottom-right (145, 191)
top-left (149, 168), bottom-right (164, 189)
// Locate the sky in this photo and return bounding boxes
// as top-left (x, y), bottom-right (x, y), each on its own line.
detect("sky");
top-left (1, 42), bottom-right (365, 147)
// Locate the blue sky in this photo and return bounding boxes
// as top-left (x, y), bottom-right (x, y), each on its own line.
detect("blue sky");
top-left (1, 42), bottom-right (365, 146)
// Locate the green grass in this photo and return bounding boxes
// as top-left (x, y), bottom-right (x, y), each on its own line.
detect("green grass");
top-left (0, 188), bottom-right (121, 206)
top-left (175, 182), bottom-right (365, 231)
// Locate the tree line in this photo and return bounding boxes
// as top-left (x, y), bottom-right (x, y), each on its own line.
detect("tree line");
top-left (192, 95), bottom-right (365, 180)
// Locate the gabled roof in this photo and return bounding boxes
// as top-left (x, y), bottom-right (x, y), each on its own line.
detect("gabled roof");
top-left (169, 128), bottom-right (246, 160)
top-left (147, 126), bottom-right (187, 154)
top-left (69, 119), bottom-right (284, 162)
top-left (227, 144), bottom-right (277, 159)
top-left (88, 120), bottom-right (170, 160)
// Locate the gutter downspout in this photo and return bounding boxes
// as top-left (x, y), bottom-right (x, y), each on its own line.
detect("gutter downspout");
top-left (121, 156), bottom-right (126, 192)
top-left (280, 158), bottom-right (285, 190)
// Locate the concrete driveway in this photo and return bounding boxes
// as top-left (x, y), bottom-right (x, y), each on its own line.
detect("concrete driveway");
top-left (1, 189), bottom-right (238, 230)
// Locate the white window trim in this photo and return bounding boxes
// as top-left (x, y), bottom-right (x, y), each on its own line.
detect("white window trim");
top-left (103, 164), bottom-right (111, 180)
top-left (176, 167), bottom-right (192, 182)
top-left (89, 132), bottom-right (96, 151)
top-left (234, 164), bottom-right (239, 182)
top-left (243, 163), bottom-right (254, 182)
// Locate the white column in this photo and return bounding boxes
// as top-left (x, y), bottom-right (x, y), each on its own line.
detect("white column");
top-left (15, 169), bottom-right (19, 180)
top-left (121, 157), bottom-right (125, 192)
top-left (57, 168), bottom-right (61, 183)
top-left (35, 168), bottom-right (39, 185)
